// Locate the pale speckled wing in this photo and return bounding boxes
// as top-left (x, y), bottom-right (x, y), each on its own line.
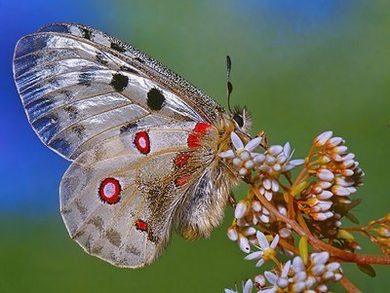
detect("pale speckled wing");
top-left (60, 122), bottom-right (208, 267)
top-left (13, 22), bottom-right (224, 160)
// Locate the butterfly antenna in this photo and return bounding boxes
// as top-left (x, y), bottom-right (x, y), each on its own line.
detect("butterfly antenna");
top-left (226, 55), bottom-right (233, 113)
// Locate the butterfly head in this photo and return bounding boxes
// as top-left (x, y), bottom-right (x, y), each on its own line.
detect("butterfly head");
top-left (230, 106), bottom-right (252, 133)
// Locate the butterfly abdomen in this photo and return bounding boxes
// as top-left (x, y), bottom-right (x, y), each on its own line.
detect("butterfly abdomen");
top-left (174, 116), bottom-right (240, 240)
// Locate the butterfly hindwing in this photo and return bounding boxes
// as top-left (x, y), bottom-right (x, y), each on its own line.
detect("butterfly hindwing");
top-left (13, 23), bottom-right (222, 160)
top-left (60, 123), bottom-right (212, 267)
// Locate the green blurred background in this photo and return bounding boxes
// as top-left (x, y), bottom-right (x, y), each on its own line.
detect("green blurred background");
top-left (0, 0), bottom-right (389, 292)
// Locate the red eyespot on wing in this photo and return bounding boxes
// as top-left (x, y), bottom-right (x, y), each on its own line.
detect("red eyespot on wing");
top-left (175, 173), bottom-right (191, 187)
top-left (187, 122), bottom-right (211, 148)
top-left (174, 152), bottom-right (191, 167)
top-left (134, 131), bottom-right (150, 154)
top-left (135, 219), bottom-right (148, 231)
top-left (194, 122), bottom-right (211, 134)
top-left (99, 178), bottom-right (121, 204)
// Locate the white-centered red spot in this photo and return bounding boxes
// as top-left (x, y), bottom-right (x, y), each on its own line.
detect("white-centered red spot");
top-left (99, 178), bottom-right (121, 204)
top-left (135, 219), bottom-right (148, 231)
top-left (187, 122), bottom-right (211, 149)
top-left (134, 131), bottom-right (150, 154)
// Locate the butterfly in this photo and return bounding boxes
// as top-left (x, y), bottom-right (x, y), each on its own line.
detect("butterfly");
top-left (13, 23), bottom-right (253, 268)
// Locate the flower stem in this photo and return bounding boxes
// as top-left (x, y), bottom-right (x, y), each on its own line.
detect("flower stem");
top-left (340, 276), bottom-right (362, 293)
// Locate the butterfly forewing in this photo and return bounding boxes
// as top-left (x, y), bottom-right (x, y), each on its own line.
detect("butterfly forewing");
top-left (13, 23), bottom-right (222, 160)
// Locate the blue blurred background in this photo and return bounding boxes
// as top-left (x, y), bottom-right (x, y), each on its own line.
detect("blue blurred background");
top-left (0, 0), bottom-right (389, 292)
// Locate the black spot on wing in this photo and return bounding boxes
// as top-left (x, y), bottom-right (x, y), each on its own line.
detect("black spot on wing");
top-left (78, 72), bottom-right (94, 86)
top-left (110, 42), bottom-right (126, 53)
top-left (64, 105), bottom-right (78, 120)
top-left (61, 90), bottom-right (73, 102)
top-left (120, 122), bottom-right (138, 134)
top-left (80, 27), bottom-right (93, 40)
top-left (147, 88), bottom-right (165, 111)
top-left (72, 125), bottom-right (86, 140)
top-left (96, 52), bottom-right (109, 65)
top-left (110, 73), bottom-right (128, 92)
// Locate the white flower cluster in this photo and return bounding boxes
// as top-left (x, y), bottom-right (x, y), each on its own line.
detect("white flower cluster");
top-left (226, 251), bottom-right (343, 293)
top-left (219, 132), bottom-right (263, 176)
top-left (228, 201), bottom-right (272, 253)
top-left (285, 252), bottom-right (343, 292)
top-left (219, 132), bottom-right (304, 201)
top-left (299, 131), bottom-right (365, 222)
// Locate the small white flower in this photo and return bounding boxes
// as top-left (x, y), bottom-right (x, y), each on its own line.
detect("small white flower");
top-left (219, 149), bottom-right (235, 158)
top-left (246, 136), bottom-right (262, 152)
top-left (268, 145), bottom-right (283, 156)
top-left (243, 279), bottom-right (253, 293)
top-left (244, 232), bottom-right (279, 267)
top-left (264, 271), bottom-right (278, 285)
top-left (255, 275), bottom-right (266, 287)
top-left (276, 260), bottom-right (291, 288)
top-left (283, 142), bottom-right (291, 158)
top-left (225, 279), bottom-right (254, 293)
top-left (231, 132), bottom-right (244, 150)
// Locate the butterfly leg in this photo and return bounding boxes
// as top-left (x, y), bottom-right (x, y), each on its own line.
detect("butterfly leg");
top-left (258, 130), bottom-right (269, 149)
top-left (228, 191), bottom-right (237, 208)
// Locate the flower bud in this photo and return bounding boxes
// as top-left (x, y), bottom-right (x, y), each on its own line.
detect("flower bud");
top-left (227, 228), bottom-right (238, 241)
top-left (239, 236), bottom-right (250, 253)
top-left (235, 201), bottom-right (247, 219)
top-left (315, 131), bottom-right (333, 146)
top-left (317, 169), bottom-right (334, 182)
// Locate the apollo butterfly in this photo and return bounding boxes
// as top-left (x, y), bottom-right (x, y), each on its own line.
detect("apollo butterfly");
top-left (13, 23), bottom-right (253, 268)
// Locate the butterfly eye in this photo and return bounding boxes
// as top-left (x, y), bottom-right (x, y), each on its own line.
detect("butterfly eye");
top-left (233, 114), bottom-right (244, 128)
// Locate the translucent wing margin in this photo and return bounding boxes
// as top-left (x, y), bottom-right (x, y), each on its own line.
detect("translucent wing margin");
top-left (13, 23), bottom-right (222, 160)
